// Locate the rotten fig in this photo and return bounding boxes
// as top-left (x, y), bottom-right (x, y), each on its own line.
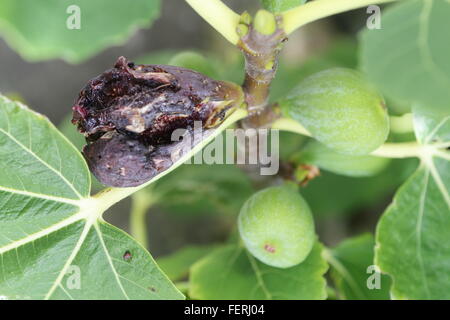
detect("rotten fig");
top-left (72, 56), bottom-right (244, 187)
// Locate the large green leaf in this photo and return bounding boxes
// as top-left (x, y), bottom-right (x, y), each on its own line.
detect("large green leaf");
top-left (413, 108), bottom-right (450, 145)
top-left (189, 242), bottom-right (328, 300)
top-left (0, 0), bottom-right (160, 63)
top-left (328, 234), bottom-right (391, 300)
top-left (0, 95), bottom-right (182, 300)
top-left (360, 0), bottom-right (450, 112)
top-left (375, 109), bottom-right (450, 299)
top-left (0, 99), bottom-right (90, 201)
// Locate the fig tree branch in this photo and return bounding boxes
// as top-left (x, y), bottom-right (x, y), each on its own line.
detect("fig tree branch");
top-left (237, 11), bottom-right (287, 130)
top-left (185, 0), bottom-right (241, 44)
top-left (282, 0), bottom-right (399, 35)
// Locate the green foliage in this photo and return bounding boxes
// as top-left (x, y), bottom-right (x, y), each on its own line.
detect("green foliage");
top-left (303, 158), bottom-right (418, 219)
top-left (375, 110), bottom-right (450, 299)
top-left (413, 108), bottom-right (450, 145)
top-left (360, 0), bottom-right (450, 113)
top-left (0, 97), bottom-right (90, 200)
top-left (189, 242), bottom-right (328, 299)
top-left (168, 51), bottom-right (220, 79)
top-left (148, 163), bottom-right (254, 216)
top-left (0, 95), bottom-right (183, 299)
top-left (238, 184), bottom-right (315, 268)
top-left (137, 50), bottom-right (224, 80)
top-left (280, 68), bottom-right (389, 155)
top-left (0, 0), bottom-right (160, 63)
top-left (135, 50), bottom-right (177, 65)
top-left (157, 245), bottom-right (219, 282)
top-left (294, 141), bottom-right (390, 177)
top-left (260, 0), bottom-right (307, 13)
top-left (329, 234), bottom-right (391, 300)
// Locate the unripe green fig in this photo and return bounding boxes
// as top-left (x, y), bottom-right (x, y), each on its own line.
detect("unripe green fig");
top-left (280, 68), bottom-right (389, 155)
top-left (238, 184), bottom-right (315, 268)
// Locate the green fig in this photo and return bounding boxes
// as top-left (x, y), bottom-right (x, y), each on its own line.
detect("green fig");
top-left (238, 184), bottom-right (315, 268)
top-left (280, 68), bottom-right (389, 155)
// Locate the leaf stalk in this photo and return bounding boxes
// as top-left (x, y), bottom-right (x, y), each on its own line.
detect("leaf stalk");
top-left (185, 0), bottom-right (241, 44)
top-left (282, 0), bottom-right (399, 35)
top-left (130, 190), bottom-right (158, 248)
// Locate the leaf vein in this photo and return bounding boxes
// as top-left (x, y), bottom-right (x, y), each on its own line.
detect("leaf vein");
top-left (0, 127), bottom-right (83, 199)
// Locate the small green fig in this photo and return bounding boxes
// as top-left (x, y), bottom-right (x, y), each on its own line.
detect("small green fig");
top-left (238, 184), bottom-right (315, 268)
top-left (280, 68), bottom-right (389, 155)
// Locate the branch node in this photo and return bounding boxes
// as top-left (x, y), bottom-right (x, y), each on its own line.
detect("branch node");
top-left (238, 15), bottom-right (287, 124)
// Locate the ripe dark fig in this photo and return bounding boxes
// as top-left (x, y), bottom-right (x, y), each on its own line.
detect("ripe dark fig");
top-left (72, 56), bottom-right (244, 187)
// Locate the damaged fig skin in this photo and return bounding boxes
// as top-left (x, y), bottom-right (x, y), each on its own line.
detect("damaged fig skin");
top-left (72, 56), bottom-right (244, 187)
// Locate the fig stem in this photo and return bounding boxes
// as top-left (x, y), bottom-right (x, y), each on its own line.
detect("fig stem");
top-left (282, 0), bottom-right (399, 35)
top-left (371, 142), bottom-right (429, 159)
top-left (271, 117), bottom-right (312, 137)
top-left (238, 16), bottom-right (286, 116)
top-left (185, 0), bottom-right (241, 44)
top-left (389, 113), bottom-right (414, 134)
top-left (130, 190), bottom-right (159, 249)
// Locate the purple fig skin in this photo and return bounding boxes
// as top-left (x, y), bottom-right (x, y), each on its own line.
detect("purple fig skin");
top-left (71, 56), bottom-right (243, 187)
